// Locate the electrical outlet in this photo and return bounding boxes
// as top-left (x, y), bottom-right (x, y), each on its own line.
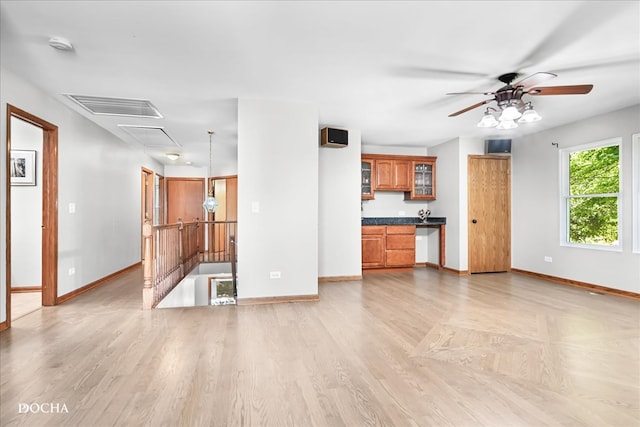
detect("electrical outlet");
top-left (269, 271), bottom-right (281, 279)
top-left (68, 202), bottom-right (76, 214)
top-left (398, 210), bottom-right (406, 216)
top-left (544, 256), bottom-right (553, 263)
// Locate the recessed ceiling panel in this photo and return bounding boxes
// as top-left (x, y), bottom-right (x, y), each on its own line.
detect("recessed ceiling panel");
top-left (118, 125), bottom-right (180, 147)
top-left (65, 94), bottom-right (163, 118)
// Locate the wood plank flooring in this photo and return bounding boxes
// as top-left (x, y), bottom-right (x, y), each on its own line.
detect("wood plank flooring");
top-left (1, 267), bottom-right (638, 426)
top-left (10, 291), bottom-right (41, 321)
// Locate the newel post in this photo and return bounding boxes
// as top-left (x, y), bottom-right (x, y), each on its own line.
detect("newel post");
top-left (142, 218), bottom-right (154, 310)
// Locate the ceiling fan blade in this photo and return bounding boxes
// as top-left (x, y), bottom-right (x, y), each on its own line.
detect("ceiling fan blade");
top-left (514, 2), bottom-right (633, 70)
top-left (394, 66), bottom-right (492, 80)
top-left (512, 72), bottom-right (557, 88)
top-left (527, 85), bottom-right (594, 95)
top-left (446, 91), bottom-right (495, 96)
top-left (448, 99), bottom-right (493, 117)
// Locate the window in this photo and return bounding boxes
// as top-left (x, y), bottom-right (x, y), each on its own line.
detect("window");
top-left (560, 138), bottom-right (621, 250)
top-left (633, 133), bottom-right (640, 253)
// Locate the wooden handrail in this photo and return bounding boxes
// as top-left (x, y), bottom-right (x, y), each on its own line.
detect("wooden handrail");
top-left (142, 220), bottom-right (237, 309)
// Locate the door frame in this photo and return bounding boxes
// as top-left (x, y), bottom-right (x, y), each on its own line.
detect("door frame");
top-left (5, 105), bottom-right (59, 329)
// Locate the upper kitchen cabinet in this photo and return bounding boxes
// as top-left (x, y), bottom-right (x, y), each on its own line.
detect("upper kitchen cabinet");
top-left (361, 157), bottom-right (375, 200)
top-left (406, 157), bottom-right (437, 200)
top-left (361, 154), bottom-right (437, 200)
top-left (374, 158), bottom-right (410, 191)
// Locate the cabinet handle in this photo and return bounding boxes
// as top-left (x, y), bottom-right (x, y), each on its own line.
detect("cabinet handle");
top-left (472, 219), bottom-right (477, 224)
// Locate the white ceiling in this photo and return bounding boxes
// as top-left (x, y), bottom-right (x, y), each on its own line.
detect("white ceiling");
top-left (1, 1), bottom-right (639, 168)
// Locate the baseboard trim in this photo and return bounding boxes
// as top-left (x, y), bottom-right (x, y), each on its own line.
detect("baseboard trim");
top-left (443, 266), bottom-right (470, 275)
top-left (318, 275), bottom-right (362, 282)
top-left (237, 294), bottom-right (319, 305)
top-left (0, 321), bottom-right (7, 332)
top-left (512, 268), bottom-right (640, 300)
top-left (11, 286), bottom-right (42, 293)
top-left (362, 267), bottom-right (414, 274)
top-left (57, 262), bottom-right (141, 305)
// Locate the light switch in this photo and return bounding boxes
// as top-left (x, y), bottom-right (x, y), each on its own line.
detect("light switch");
top-left (69, 202), bottom-right (76, 214)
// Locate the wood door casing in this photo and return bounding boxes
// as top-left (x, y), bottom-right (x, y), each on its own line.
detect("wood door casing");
top-left (225, 177), bottom-right (237, 222)
top-left (468, 156), bottom-right (511, 273)
top-left (6, 105), bottom-right (59, 319)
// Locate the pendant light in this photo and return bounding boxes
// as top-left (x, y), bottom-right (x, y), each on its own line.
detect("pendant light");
top-left (203, 131), bottom-right (218, 213)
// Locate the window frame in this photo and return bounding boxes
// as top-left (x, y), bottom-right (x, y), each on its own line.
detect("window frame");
top-left (559, 137), bottom-right (622, 251)
top-left (633, 133), bottom-right (640, 254)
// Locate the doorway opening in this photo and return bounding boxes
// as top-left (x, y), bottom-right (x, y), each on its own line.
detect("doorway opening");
top-left (5, 105), bottom-right (59, 328)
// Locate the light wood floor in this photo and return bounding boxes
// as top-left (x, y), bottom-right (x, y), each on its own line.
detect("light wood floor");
top-left (1, 267), bottom-right (638, 426)
top-left (10, 291), bottom-right (42, 321)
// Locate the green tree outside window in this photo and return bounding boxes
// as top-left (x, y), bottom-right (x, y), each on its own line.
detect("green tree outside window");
top-left (568, 145), bottom-right (619, 245)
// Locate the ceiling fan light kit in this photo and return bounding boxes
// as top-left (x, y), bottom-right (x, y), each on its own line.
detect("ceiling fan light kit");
top-left (450, 72), bottom-right (593, 130)
top-left (477, 109), bottom-right (499, 128)
top-left (518, 103), bottom-right (542, 123)
top-left (498, 105), bottom-right (522, 121)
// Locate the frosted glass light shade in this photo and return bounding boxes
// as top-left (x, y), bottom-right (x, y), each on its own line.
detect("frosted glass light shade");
top-left (477, 113), bottom-right (498, 127)
top-left (496, 119), bottom-right (518, 130)
top-left (203, 196), bottom-right (218, 213)
top-left (499, 106), bottom-right (522, 121)
top-left (518, 108), bottom-right (542, 123)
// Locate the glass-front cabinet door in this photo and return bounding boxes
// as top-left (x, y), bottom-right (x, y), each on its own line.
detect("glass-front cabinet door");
top-left (361, 159), bottom-right (374, 199)
top-left (409, 159), bottom-right (436, 200)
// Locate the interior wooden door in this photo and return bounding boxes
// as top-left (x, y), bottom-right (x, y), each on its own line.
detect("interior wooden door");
top-left (211, 176), bottom-right (238, 256)
top-left (167, 178), bottom-right (205, 244)
top-left (468, 156), bottom-right (511, 273)
top-left (141, 168), bottom-right (154, 223)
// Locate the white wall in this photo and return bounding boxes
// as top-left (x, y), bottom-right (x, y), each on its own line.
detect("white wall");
top-left (10, 118), bottom-right (43, 288)
top-left (428, 138), bottom-right (461, 269)
top-left (319, 129), bottom-right (362, 279)
top-left (512, 104), bottom-right (640, 293)
top-left (1, 66), bottom-right (163, 323)
top-left (163, 165), bottom-right (208, 178)
top-left (428, 137), bottom-right (484, 271)
top-left (237, 99), bottom-right (318, 299)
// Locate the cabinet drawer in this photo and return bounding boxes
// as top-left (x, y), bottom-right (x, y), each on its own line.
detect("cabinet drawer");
top-left (386, 234), bottom-right (415, 250)
top-left (386, 225), bottom-right (416, 235)
top-left (386, 250), bottom-right (415, 267)
top-left (362, 226), bottom-right (385, 235)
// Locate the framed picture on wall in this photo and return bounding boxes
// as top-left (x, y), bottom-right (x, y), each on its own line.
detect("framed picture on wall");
top-left (10, 149), bottom-right (36, 186)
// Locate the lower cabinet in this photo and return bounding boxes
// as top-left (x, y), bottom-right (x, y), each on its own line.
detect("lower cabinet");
top-left (362, 225), bottom-right (416, 269)
top-left (362, 226), bottom-right (386, 268)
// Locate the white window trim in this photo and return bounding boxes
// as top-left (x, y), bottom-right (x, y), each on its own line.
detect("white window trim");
top-left (559, 137), bottom-right (622, 251)
top-left (633, 133), bottom-right (640, 254)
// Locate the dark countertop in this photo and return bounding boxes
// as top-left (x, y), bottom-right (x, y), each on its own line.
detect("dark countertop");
top-left (362, 216), bottom-right (446, 226)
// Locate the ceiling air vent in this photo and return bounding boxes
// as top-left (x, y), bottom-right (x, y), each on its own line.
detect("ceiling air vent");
top-left (65, 94), bottom-right (163, 118)
top-left (118, 125), bottom-right (180, 147)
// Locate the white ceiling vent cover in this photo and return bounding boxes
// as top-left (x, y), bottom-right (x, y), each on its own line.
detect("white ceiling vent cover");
top-left (65, 94), bottom-right (163, 118)
top-left (118, 125), bottom-right (180, 147)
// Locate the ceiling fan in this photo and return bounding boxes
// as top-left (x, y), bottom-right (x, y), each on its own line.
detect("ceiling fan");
top-left (447, 72), bottom-right (593, 128)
